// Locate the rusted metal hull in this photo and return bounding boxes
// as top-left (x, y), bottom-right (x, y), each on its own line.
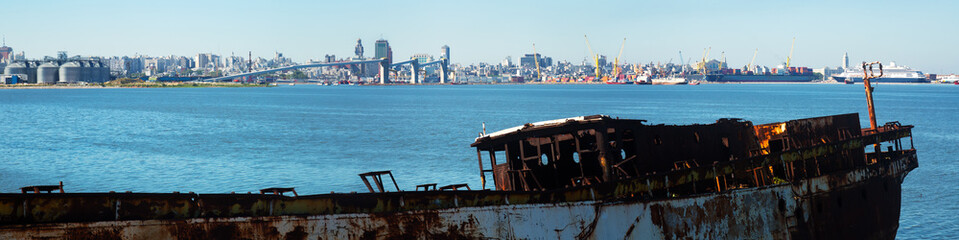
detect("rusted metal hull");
top-left (0, 151), bottom-right (915, 239)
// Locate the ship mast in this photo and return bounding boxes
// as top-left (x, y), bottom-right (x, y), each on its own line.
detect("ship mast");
top-left (861, 61), bottom-right (883, 131)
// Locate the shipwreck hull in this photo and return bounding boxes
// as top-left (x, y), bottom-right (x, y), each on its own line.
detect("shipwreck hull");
top-left (0, 114), bottom-right (917, 239)
top-left (0, 151), bottom-right (915, 239)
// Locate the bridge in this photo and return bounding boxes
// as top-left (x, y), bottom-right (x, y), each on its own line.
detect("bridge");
top-left (390, 58), bottom-right (448, 84)
top-left (202, 57), bottom-right (448, 84)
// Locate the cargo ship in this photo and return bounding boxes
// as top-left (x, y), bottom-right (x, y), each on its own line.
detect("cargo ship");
top-left (0, 88), bottom-right (917, 239)
top-left (705, 67), bottom-right (817, 83)
top-left (832, 62), bottom-right (927, 83)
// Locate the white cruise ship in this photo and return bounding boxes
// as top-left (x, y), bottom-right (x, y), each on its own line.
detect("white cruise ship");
top-left (831, 62), bottom-right (927, 83)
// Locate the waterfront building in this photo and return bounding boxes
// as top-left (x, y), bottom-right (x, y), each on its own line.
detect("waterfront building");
top-left (441, 45), bottom-right (450, 63)
top-left (375, 39), bottom-right (391, 63)
top-left (703, 59), bottom-right (727, 71)
top-left (143, 58), bottom-right (160, 76)
top-left (111, 56), bottom-right (143, 76)
top-left (355, 39), bottom-right (364, 58)
top-left (177, 57), bottom-right (194, 72)
top-left (520, 53), bottom-right (552, 69)
top-left (0, 40), bottom-right (12, 63)
top-left (813, 67), bottom-right (845, 81)
top-left (272, 52), bottom-right (292, 67)
top-left (414, 54), bottom-right (433, 64)
top-left (842, 52), bottom-right (849, 69)
top-left (12, 51), bottom-right (24, 61)
top-left (195, 53), bottom-right (219, 70)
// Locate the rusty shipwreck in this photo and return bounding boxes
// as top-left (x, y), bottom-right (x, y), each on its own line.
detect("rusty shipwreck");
top-left (0, 63), bottom-right (916, 239)
top-left (0, 113), bottom-right (918, 239)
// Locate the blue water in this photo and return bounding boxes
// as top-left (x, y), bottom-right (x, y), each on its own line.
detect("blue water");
top-left (0, 84), bottom-right (955, 238)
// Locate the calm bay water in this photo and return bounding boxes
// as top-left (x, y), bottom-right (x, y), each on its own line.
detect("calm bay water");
top-left (0, 84), bottom-right (955, 238)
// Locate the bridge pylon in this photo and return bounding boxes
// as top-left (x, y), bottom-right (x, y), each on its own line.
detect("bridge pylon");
top-left (378, 59), bottom-right (389, 84)
top-left (410, 61), bottom-right (420, 84)
top-left (439, 58), bottom-right (448, 84)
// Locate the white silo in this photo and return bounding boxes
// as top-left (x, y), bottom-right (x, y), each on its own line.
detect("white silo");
top-left (37, 62), bottom-right (60, 84)
top-left (59, 61), bottom-right (82, 83)
top-left (4, 62), bottom-right (29, 83)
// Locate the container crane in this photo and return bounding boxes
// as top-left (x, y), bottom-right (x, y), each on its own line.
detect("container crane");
top-left (745, 48), bottom-right (758, 71)
top-left (720, 51), bottom-right (726, 70)
top-left (584, 35), bottom-right (601, 78)
top-left (785, 37), bottom-right (796, 71)
top-left (678, 51), bottom-right (685, 74)
top-left (698, 47), bottom-right (711, 74)
top-left (532, 43), bottom-right (542, 81)
top-left (612, 38), bottom-right (626, 80)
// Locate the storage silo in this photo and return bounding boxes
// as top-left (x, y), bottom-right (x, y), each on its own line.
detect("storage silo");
top-left (80, 61), bottom-right (93, 82)
top-left (100, 62), bottom-right (111, 82)
top-left (23, 61), bottom-right (39, 83)
top-left (88, 61), bottom-right (100, 82)
top-left (59, 61), bottom-right (82, 83)
top-left (4, 62), bottom-right (26, 75)
top-left (94, 61), bottom-right (107, 82)
top-left (4, 62), bottom-right (29, 83)
top-left (37, 62), bottom-right (60, 84)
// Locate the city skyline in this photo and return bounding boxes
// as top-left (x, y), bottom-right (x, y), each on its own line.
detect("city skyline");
top-left (2, 0), bottom-right (957, 72)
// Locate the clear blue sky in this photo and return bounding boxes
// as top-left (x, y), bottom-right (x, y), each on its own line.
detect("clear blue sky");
top-left (2, 0), bottom-right (957, 73)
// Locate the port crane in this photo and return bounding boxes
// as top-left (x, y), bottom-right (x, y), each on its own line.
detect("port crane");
top-left (612, 38), bottom-right (626, 80)
top-left (745, 48), bottom-right (758, 72)
top-left (584, 35), bottom-right (601, 78)
top-left (785, 37), bottom-right (796, 71)
top-left (698, 47), bottom-right (711, 74)
top-left (678, 51), bottom-right (685, 75)
top-left (532, 43), bottom-right (542, 81)
top-left (720, 51), bottom-right (726, 70)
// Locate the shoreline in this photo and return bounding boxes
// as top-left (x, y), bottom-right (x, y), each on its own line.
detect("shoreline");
top-left (0, 82), bottom-right (272, 89)
top-left (1, 81), bottom-right (951, 89)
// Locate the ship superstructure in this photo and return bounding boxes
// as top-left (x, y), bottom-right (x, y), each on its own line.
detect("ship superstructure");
top-left (832, 62), bottom-right (927, 83)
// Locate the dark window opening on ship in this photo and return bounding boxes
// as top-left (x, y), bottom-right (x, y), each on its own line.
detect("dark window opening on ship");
top-left (769, 139), bottom-right (785, 153)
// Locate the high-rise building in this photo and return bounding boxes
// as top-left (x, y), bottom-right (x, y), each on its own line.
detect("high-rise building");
top-left (441, 45), bottom-right (450, 63)
top-left (354, 38), bottom-right (364, 58)
top-left (842, 52), bottom-right (848, 69)
top-left (375, 39), bottom-right (390, 63)
top-left (195, 53), bottom-right (211, 70)
top-left (0, 39), bottom-right (12, 63)
top-left (520, 53), bottom-right (552, 68)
